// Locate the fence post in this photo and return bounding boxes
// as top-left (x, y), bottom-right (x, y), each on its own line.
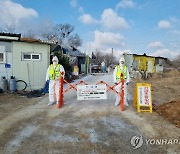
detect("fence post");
top-left (120, 74), bottom-right (124, 111)
top-left (57, 72), bottom-right (64, 108)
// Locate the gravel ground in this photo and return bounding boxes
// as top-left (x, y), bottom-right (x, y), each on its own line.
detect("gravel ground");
top-left (0, 73), bottom-right (179, 154)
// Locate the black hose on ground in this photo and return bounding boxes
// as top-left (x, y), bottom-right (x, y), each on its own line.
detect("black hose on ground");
top-left (16, 80), bottom-right (27, 91)
top-left (16, 80), bottom-right (44, 98)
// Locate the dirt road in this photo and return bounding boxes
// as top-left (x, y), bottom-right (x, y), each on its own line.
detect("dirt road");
top-left (0, 73), bottom-right (179, 154)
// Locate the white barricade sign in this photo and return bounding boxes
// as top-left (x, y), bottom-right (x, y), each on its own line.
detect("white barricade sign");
top-left (138, 85), bottom-right (151, 106)
top-left (77, 84), bottom-right (107, 100)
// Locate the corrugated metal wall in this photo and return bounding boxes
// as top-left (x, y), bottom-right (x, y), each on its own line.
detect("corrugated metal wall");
top-left (133, 56), bottom-right (155, 73)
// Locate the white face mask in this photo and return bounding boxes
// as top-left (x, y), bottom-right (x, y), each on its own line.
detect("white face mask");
top-left (119, 61), bottom-right (124, 66)
top-left (53, 61), bottom-right (58, 66)
top-left (120, 61), bottom-right (124, 65)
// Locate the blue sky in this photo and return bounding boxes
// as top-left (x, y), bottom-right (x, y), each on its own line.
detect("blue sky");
top-left (0, 0), bottom-right (180, 59)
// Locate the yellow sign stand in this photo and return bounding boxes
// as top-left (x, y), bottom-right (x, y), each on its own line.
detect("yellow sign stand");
top-left (73, 66), bottom-right (79, 76)
top-left (133, 83), bottom-right (152, 113)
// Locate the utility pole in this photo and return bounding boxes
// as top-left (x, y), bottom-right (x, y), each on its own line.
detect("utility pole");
top-left (111, 48), bottom-right (114, 65)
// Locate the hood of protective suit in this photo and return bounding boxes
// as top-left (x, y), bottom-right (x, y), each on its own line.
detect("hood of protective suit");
top-left (52, 56), bottom-right (59, 66)
top-left (119, 57), bottom-right (125, 66)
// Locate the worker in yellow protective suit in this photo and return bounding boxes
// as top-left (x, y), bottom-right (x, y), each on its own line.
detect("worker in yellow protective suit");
top-left (46, 56), bottom-right (65, 105)
top-left (113, 57), bottom-right (130, 106)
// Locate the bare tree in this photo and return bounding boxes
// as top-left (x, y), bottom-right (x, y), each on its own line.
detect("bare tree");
top-left (0, 24), bottom-right (16, 33)
top-left (41, 32), bottom-right (60, 44)
top-left (22, 29), bottom-right (36, 39)
top-left (93, 50), bottom-right (116, 66)
top-left (104, 53), bottom-right (116, 66)
top-left (41, 23), bottom-right (82, 48)
top-left (172, 55), bottom-right (180, 68)
top-left (0, 23), bottom-right (82, 48)
top-left (68, 33), bottom-right (82, 48)
top-left (53, 24), bottom-right (74, 38)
